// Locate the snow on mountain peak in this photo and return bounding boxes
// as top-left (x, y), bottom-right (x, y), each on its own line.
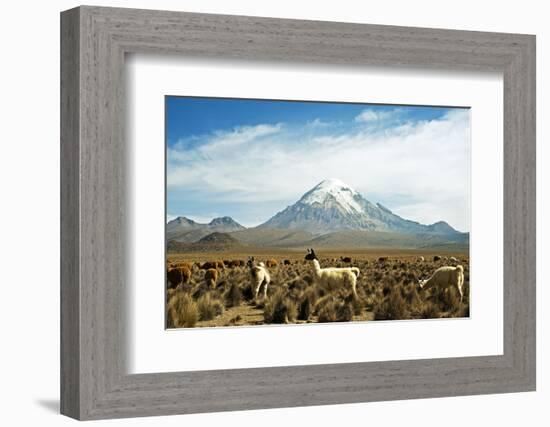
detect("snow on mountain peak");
top-left (259, 178), bottom-right (461, 235)
top-left (300, 179), bottom-right (363, 214)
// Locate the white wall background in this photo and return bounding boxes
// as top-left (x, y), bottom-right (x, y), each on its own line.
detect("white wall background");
top-left (0, 0), bottom-right (546, 425)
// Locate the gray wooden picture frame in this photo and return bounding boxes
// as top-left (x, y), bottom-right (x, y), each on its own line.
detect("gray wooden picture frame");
top-left (60, 5), bottom-right (536, 421)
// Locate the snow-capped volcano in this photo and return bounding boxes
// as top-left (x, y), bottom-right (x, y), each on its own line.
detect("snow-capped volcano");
top-left (300, 179), bottom-right (363, 214)
top-left (259, 179), bottom-right (460, 235)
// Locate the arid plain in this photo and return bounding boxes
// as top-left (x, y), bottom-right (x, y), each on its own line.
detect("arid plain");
top-left (166, 249), bottom-right (469, 328)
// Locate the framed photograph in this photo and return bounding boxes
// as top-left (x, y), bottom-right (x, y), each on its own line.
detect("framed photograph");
top-left (61, 6), bottom-right (536, 420)
top-left (164, 97), bottom-right (472, 329)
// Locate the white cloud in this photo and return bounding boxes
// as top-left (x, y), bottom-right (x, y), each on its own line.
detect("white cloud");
top-left (205, 123), bottom-right (282, 151)
top-left (167, 109), bottom-right (470, 230)
top-left (169, 123), bottom-right (282, 161)
top-left (306, 118), bottom-right (330, 127)
top-left (354, 108), bottom-right (401, 123)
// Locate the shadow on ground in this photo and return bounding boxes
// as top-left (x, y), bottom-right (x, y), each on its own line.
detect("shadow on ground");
top-left (35, 399), bottom-right (59, 414)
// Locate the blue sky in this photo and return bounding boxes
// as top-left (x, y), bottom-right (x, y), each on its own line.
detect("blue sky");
top-left (166, 97), bottom-right (470, 231)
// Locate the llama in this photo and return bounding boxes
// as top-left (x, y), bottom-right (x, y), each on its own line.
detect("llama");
top-left (204, 268), bottom-right (218, 289)
top-left (265, 259), bottom-right (278, 268)
top-left (418, 265), bottom-right (465, 302)
top-left (166, 266), bottom-right (191, 289)
top-left (200, 260), bottom-right (225, 270)
top-left (229, 260), bottom-right (243, 268)
top-left (172, 261), bottom-right (193, 271)
top-left (200, 261), bottom-right (216, 270)
top-left (247, 257), bottom-right (270, 300)
top-left (304, 249), bottom-right (359, 298)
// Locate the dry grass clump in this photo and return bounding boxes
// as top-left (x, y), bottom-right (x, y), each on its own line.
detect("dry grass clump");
top-left (197, 293), bottom-right (224, 321)
top-left (374, 288), bottom-right (410, 320)
top-left (224, 282), bottom-right (242, 307)
top-left (437, 286), bottom-right (461, 312)
top-left (455, 303), bottom-right (470, 318)
top-left (167, 292), bottom-right (198, 328)
top-left (297, 287), bottom-right (319, 321)
top-left (240, 282), bottom-right (255, 302)
top-left (420, 301), bottom-right (440, 319)
top-left (264, 289), bottom-right (297, 324)
top-left (317, 301), bottom-right (353, 323)
top-left (315, 295), bottom-right (354, 323)
top-left (298, 297), bottom-right (312, 321)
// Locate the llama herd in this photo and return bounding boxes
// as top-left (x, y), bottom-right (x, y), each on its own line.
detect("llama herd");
top-left (167, 249), bottom-right (467, 324)
top-left (302, 248), bottom-right (464, 304)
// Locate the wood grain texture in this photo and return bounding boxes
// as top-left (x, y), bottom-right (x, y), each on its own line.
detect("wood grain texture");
top-left (60, 7), bottom-right (80, 419)
top-left (60, 6), bottom-right (536, 420)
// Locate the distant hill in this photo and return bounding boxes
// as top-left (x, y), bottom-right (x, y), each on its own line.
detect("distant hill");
top-left (167, 216), bottom-right (245, 243)
top-left (167, 232), bottom-right (244, 253)
top-left (303, 229), bottom-right (469, 250)
top-left (197, 232), bottom-right (239, 245)
top-left (229, 228), bottom-right (315, 247)
top-left (225, 228), bottom-right (468, 251)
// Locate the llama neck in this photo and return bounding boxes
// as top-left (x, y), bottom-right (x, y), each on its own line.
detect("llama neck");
top-left (422, 276), bottom-right (434, 289)
top-left (311, 259), bottom-right (322, 277)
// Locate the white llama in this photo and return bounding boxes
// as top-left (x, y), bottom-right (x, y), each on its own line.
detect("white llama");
top-left (246, 257), bottom-right (271, 300)
top-left (304, 248), bottom-right (359, 298)
top-left (418, 265), bottom-right (465, 302)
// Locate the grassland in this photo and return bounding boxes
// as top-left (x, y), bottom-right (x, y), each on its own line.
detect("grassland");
top-left (166, 249), bottom-right (469, 329)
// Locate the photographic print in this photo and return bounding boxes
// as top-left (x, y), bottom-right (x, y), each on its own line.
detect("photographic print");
top-left (165, 97), bottom-right (470, 329)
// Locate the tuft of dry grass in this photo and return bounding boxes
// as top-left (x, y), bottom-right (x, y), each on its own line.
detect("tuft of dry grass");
top-left (264, 289), bottom-right (297, 324)
top-left (224, 282), bottom-right (242, 307)
top-left (318, 297), bottom-right (353, 323)
top-left (374, 288), bottom-right (410, 320)
top-left (438, 286), bottom-right (461, 312)
top-left (316, 295), bottom-right (354, 323)
top-left (297, 287), bottom-right (318, 321)
top-left (298, 297), bottom-right (312, 321)
top-left (240, 282), bottom-right (255, 302)
top-left (317, 302), bottom-right (338, 322)
top-left (456, 303), bottom-right (470, 318)
top-left (420, 301), bottom-right (440, 319)
top-left (167, 292), bottom-right (199, 328)
top-left (197, 293), bottom-right (224, 321)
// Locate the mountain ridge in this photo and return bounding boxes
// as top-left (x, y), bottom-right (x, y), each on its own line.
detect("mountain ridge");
top-left (167, 215), bottom-right (245, 243)
top-left (167, 231), bottom-right (245, 253)
top-left (167, 179), bottom-right (468, 250)
top-left (258, 178), bottom-right (462, 235)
